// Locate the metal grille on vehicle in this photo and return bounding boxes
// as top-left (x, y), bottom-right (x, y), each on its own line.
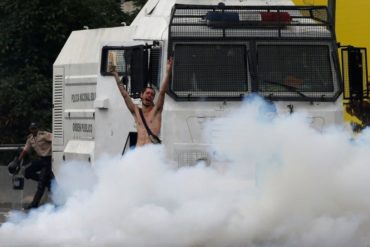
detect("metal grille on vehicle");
top-left (172, 44), bottom-right (248, 98)
top-left (53, 68), bottom-right (64, 145)
top-left (257, 44), bottom-right (335, 99)
top-left (168, 4), bottom-right (341, 102)
top-left (177, 150), bottom-right (210, 168)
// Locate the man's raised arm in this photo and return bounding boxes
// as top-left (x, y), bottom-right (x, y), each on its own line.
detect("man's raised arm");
top-left (111, 69), bottom-right (136, 114)
top-left (155, 57), bottom-right (173, 112)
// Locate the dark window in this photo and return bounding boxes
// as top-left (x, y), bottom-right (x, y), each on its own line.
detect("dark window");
top-left (100, 46), bottom-right (148, 98)
top-left (172, 44), bottom-right (248, 98)
top-left (257, 45), bottom-right (334, 94)
top-left (101, 48), bottom-right (127, 75)
top-left (149, 47), bottom-right (162, 88)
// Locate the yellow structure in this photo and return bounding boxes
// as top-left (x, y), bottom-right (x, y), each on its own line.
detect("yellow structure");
top-left (293, 0), bottom-right (370, 75)
top-left (293, 0), bottom-right (370, 127)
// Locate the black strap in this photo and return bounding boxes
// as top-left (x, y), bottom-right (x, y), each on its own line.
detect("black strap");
top-left (138, 108), bottom-right (162, 144)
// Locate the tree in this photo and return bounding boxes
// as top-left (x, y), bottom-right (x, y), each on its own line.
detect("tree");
top-left (129, 0), bottom-right (148, 16)
top-left (132, 0), bottom-right (148, 8)
top-left (0, 0), bottom-right (132, 163)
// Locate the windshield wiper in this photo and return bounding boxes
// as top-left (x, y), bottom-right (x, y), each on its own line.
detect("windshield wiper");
top-left (263, 80), bottom-right (309, 99)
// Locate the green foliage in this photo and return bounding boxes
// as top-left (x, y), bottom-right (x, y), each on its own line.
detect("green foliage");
top-left (0, 67), bottom-right (51, 143)
top-left (131, 0), bottom-right (148, 8)
top-left (0, 0), bottom-right (132, 146)
top-left (129, 0), bottom-right (148, 17)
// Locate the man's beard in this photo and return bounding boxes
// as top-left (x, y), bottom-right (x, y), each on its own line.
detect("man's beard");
top-left (142, 100), bottom-right (154, 107)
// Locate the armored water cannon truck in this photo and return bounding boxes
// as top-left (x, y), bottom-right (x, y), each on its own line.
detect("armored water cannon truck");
top-left (52, 0), bottom-right (344, 174)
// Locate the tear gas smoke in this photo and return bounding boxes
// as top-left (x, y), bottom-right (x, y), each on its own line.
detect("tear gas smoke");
top-left (1, 96), bottom-right (370, 247)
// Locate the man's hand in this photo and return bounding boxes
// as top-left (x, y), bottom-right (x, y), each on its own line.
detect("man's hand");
top-left (110, 65), bottom-right (121, 84)
top-left (109, 64), bottom-right (118, 74)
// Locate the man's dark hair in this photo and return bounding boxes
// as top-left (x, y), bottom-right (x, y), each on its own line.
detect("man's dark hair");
top-left (141, 86), bottom-right (156, 95)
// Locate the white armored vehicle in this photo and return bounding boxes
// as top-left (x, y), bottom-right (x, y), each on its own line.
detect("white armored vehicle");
top-left (52, 0), bottom-right (343, 173)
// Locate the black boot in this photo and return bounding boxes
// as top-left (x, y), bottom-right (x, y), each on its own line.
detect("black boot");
top-left (23, 203), bottom-right (38, 210)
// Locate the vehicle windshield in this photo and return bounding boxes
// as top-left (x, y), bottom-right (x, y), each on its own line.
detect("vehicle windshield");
top-left (257, 44), bottom-right (336, 99)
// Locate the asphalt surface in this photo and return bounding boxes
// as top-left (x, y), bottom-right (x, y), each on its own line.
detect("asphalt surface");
top-left (0, 166), bottom-right (43, 225)
top-left (0, 203), bottom-right (26, 224)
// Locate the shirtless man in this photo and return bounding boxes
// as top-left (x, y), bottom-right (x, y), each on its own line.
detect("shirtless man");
top-left (111, 58), bottom-right (173, 146)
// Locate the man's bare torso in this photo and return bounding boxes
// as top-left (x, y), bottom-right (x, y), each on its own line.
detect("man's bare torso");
top-left (112, 57), bottom-right (172, 147)
top-left (133, 107), bottom-right (162, 146)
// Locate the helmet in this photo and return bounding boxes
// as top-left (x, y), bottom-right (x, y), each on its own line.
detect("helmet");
top-left (28, 122), bottom-right (38, 130)
top-left (8, 158), bottom-right (21, 175)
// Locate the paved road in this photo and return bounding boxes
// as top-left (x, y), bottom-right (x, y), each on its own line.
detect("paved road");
top-left (0, 208), bottom-right (9, 224)
top-left (0, 203), bottom-right (25, 224)
top-left (0, 166), bottom-right (40, 225)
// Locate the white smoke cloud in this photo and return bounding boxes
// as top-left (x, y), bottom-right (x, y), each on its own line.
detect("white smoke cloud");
top-left (1, 96), bottom-right (370, 247)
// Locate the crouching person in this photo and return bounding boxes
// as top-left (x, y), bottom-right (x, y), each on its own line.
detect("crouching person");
top-left (18, 122), bottom-right (54, 210)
